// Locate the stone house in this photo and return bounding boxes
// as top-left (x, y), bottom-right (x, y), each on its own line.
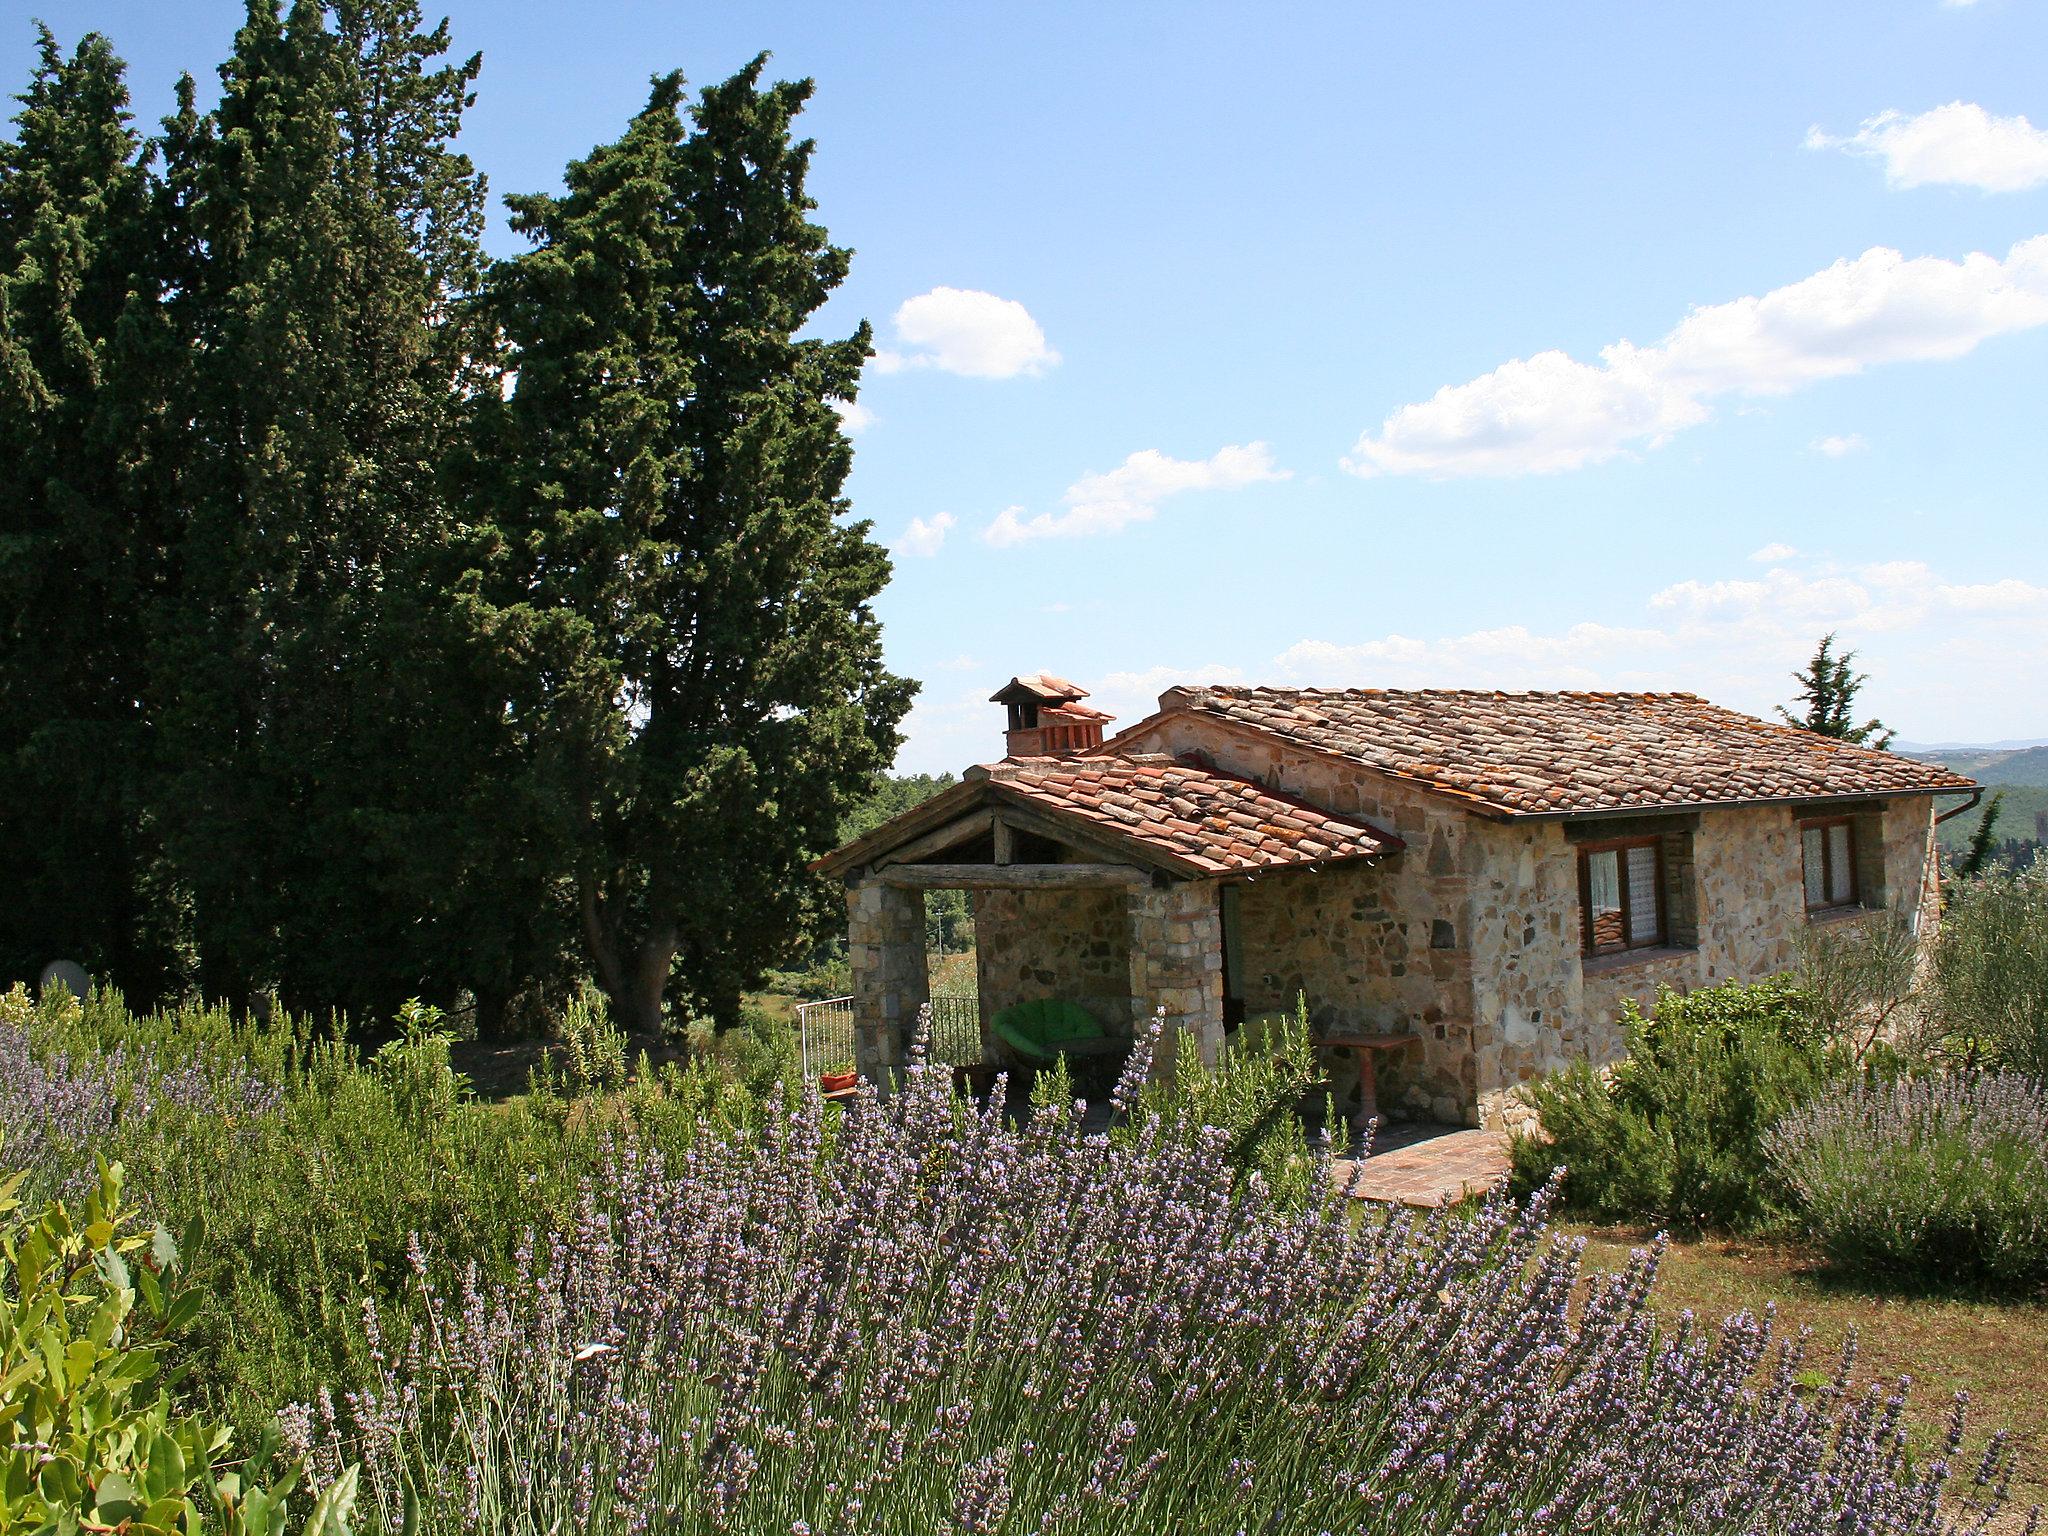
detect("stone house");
top-left (815, 674), bottom-right (1979, 1129)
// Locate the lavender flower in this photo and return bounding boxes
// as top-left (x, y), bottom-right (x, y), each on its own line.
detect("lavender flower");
top-left (1767, 1071), bottom-right (2048, 1286)
top-left (325, 1009), bottom-right (2032, 1535)
top-left (0, 1020), bottom-right (118, 1200)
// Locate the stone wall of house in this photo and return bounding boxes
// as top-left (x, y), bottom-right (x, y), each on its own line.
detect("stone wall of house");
top-left (1114, 714), bottom-right (1478, 1122)
top-left (1465, 794), bottom-right (1941, 1130)
top-left (1126, 878), bottom-right (1227, 1070)
top-left (847, 879), bottom-right (928, 1087)
top-left (972, 886), bottom-right (1133, 1035)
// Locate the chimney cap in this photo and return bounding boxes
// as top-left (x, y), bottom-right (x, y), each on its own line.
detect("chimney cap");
top-left (989, 672), bottom-right (1090, 706)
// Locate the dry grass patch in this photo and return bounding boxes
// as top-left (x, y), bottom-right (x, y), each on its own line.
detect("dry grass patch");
top-left (1569, 1224), bottom-right (2048, 1511)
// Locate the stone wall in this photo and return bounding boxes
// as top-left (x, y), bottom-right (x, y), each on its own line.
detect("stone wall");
top-left (972, 886), bottom-right (1133, 1034)
top-left (1464, 794), bottom-right (1941, 1129)
top-left (1114, 714), bottom-right (1478, 1121)
top-left (1126, 879), bottom-right (1227, 1069)
top-left (846, 879), bottom-right (928, 1087)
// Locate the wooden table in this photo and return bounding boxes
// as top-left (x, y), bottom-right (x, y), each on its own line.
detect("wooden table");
top-left (1310, 1032), bottom-right (1421, 1127)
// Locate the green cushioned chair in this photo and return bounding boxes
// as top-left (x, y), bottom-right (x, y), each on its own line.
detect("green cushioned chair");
top-left (990, 999), bottom-right (1126, 1066)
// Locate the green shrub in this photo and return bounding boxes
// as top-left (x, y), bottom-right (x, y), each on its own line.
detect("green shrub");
top-left (1510, 979), bottom-right (1842, 1230)
top-left (719, 1006), bottom-right (803, 1104)
top-left (557, 983), bottom-right (627, 1094)
top-left (0, 1157), bottom-right (355, 1534)
top-left (2, 985), bottom-right (779, 1440)
top-left (1767, 1072), bottom-right (2048, 1288)
top-left (1133, 999), bottom-right (1330, 1205)
top-left (1932, 866), bottom-right (2048, 1079)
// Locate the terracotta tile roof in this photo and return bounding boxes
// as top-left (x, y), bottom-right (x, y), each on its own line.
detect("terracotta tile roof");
top-left (1159, 687), bottom-right (1976, 817)
top-left (982, 753), bottom-right (1401, 873)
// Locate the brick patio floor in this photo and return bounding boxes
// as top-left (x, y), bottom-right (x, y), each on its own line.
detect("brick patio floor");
top-left (1330, 1122), bottom-right (1511, 1208)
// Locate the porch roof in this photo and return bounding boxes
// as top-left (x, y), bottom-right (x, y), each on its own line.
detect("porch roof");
top-left (813, 752), bottom-right (1402, 880)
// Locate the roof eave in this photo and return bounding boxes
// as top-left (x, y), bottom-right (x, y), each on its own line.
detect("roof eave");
top-left (1496, 782), bottom-right (1981, 822)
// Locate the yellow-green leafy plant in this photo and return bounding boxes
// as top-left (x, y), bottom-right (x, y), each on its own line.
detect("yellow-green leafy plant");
top-left (0, 1156), bottom-right (356, 1534)
top-left (558, 985), bottom-right (627, 1096)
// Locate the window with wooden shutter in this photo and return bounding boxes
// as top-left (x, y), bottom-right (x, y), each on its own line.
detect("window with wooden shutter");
top-left (1800, 816), bottom-right (1860, 912)
top-left (1578, 836), bottom-right (1667, 955)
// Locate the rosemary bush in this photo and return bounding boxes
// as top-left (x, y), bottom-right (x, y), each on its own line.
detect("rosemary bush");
top-left (301, 1017), bottom-right (2022, 1536)
top-left (1932, 868), bottom-right (2048, 1079)
top-left (1767, 1072), bottom-right (2048, 1288)
top-left (1510, 979), bottom-right (1842, 1230)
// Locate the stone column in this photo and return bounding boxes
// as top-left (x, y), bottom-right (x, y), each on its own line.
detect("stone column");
top-left (1126, 879), bottom-right (1226, 1071)
top-left (848, 878), bottom-right (928, 1089)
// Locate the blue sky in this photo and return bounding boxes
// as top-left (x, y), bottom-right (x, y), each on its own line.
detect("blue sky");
top-left (11, 0), bottom-right (2046, 771)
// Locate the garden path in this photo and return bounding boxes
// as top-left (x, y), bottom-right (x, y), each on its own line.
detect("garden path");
top-left (1333, 1123), bottom-right (1511, 1207)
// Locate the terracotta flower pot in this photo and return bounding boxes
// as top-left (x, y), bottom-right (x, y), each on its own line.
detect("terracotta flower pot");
top-left (819, 1070), bottom-right (858, 1094)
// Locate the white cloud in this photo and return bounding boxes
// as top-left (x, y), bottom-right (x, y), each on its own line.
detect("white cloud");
top-left (984, 443), bottom-right (1288, 546)
top-left (872, 287), bottom-right (1059, 379)
top-left (1809, 103), bottom-right (2048, 192)
top-left (937, 653), bottom-right (980, 672)
top-left (1271, 559), bottom-right (2048, 739)
top-left (1344, 235), bottom-right (2048, 478)
top-left (1086, 662), bottom-right (1251, 732)
top-left (832, 398), bottom-right (876, 434)
top-left (898, 511), bottom-right (956, 557)
top-left (1810, 433), bottom-right (1868, 457)
top-left (1749, 542), bottom-right (1801, 563)
top-left (888, 558), bottom-right (2048, 771)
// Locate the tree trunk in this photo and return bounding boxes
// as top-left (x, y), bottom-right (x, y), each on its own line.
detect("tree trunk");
top-left (473, 984), bottom-right (511, 1041)
top-left (579, 879), bottom-right (677, 1035)
top-left (612, 927), bottom-right (679, 1036)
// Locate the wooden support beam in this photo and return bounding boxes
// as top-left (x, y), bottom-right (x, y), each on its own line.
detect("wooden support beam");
top-left (874, 809), bottom-right (996, 870)
top-left (992, 814), bottom-right (1016, 866)
top-left (874, 862), bottom-right (1149, 890)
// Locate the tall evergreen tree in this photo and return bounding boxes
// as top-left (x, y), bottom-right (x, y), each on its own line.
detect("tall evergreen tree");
top-left (0, 27), bottom-right (178, 992)
top-left (477, 62), bottom-right (913, 1033)
top-left (148, 0), bottom-right (502, 1019)
top-left (1777, 632), bottom-right (1894, 750)
top-left (1956, 791), bottom-right (2005, 879)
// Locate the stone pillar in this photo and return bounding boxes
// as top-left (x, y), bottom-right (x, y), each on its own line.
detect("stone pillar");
top-left (848, 878), bottom-right (928, 1088)
top-left (1126, 879), bottom-right (1226, 1071)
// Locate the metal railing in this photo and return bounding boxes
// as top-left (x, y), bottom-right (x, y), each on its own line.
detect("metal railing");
top-left (925, 994), bottom-right (984, 1067)
top-left (794, 993), bottom-right (986, 1080)
top-left (794, 996), bottom-right (855, 1080)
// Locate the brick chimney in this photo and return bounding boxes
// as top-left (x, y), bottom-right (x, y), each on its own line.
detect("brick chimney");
top-left (990, 672), bottom-right (1112, 758)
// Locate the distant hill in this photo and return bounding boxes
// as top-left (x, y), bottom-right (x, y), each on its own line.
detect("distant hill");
top-left (1905, 745), bottom-right (2048, 787)
top-left (1932, 782), bottom-right (2048, 856)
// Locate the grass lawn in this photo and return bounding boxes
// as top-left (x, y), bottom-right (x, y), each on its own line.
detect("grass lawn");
top-left (1569, 1224), bottom-right (2048, 1511)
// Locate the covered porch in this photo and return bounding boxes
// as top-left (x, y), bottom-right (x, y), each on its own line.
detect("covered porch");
top-left (814, 751), bottom-right (1403, 1097)
top-left (837, 797), bottom-right (1229, 1087)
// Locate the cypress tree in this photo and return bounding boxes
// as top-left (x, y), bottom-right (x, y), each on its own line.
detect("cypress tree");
top-left (1777, 632), bottom-right (1894, 750)
top-left (1956, 791), bottom-right (2004, 879)
top-left (0, 27), bottom-right (177, 992)
top-left (148, 0), bottom-right (497, 1019)
top-left (479, 62), bottom-right (913, 1033)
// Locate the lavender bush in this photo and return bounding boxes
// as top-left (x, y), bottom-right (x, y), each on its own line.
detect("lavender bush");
top-left (0, 983), bottom-right (285, 1204)
top-left (1767, 1072), bottom-right (2048, 1288)
top-left (0, 1004), bottom-right (118, 1202)
top-left (304, 1017), bottom-right (2027, 1536)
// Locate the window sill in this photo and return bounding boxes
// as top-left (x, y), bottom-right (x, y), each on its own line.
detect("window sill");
top-left (1806, 905), bottom-right (1872, 927)
top-left (1581, 944), bottom-right (1697, 978)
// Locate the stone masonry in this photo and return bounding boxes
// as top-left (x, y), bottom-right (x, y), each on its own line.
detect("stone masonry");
top-left (847, 878), bottom-right (928, 1086)
top-left (972, 886), bottom-right (1132, 1035)
top-left (1125, 879), bottom-right (1227, 1070)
